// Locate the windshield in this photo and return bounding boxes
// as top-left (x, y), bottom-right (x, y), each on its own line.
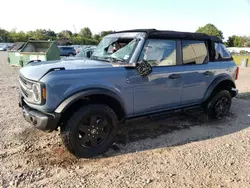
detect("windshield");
top-left (91, 35), bottom-right (138, 63)
top-left (76, 50), bottom-right (84, 57)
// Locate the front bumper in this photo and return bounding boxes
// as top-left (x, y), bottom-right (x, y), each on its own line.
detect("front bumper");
top-left (19, 97), bottom-right (61, 132)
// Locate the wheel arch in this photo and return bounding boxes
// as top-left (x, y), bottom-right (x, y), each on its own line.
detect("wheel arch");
top-left (55, 89), bottom-right (127, 121)
top-left (203, 74), bottom-right (236, 102)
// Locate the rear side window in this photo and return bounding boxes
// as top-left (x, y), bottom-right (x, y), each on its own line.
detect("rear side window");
top-left (215, 43), bottom-right (231, 60)
top-left (182, 40), bottom-right (208, 65)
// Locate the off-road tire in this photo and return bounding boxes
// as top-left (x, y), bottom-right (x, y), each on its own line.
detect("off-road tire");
top-left (61, 104), bottom-right (119, 158)
top-left (205, 90), bottom-right (232, 120)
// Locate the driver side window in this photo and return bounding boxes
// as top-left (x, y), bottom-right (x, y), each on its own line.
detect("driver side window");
top-left (138, 39), bottom-right (177, 66)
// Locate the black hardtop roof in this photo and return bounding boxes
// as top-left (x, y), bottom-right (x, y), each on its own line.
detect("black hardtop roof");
top-left (113, 29), bottom-right (222, 43)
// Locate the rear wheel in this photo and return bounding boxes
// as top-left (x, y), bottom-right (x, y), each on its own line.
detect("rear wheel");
top-left (205, 90), bottom-right (232, 120)
top-left (61, 104), bottom-right (119, 158)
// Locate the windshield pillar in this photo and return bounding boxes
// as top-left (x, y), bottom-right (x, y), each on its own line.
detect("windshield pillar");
top-left (129, 35), bottom-right (146, 63)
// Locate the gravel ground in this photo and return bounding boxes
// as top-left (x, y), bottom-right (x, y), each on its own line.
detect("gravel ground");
top-left (0, 51), bottom-right (250, 188)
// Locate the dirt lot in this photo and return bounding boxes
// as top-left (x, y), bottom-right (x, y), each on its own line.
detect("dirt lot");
top-left (0, 51), bottom-right (250, 188)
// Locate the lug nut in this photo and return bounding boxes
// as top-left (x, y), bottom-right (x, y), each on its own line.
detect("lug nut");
top-left (88, 134), bottom-right (90, 136)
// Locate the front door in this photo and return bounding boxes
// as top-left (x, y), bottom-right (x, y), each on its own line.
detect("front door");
top-left (127, 39), bottom-right (183, 116)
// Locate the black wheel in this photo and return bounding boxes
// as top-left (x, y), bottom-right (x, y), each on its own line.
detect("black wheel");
top-left (205, 90), bottom-right (232, 120)
top-left (61, 104), bottom-right (119, 158)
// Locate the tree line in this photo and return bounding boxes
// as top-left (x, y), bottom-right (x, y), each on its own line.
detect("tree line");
top-left (0, 27), bottom-right (113, 45)
top-left (196, 23), bottom-right (250, 47)
top-left (0, 24), bottom-right (249, 47)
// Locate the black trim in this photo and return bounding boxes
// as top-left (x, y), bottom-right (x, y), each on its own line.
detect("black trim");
top-left (213, 57), bottom-right (234, 62)
top-left (202, 74), bottom-right (236, 102)
top-left (125, 104), bottom-right (203, 121)
top-left (113, 29), bottom-right (222, 43)
top-left (55, 89), bottom-right (126, 115)
top-left (176, 40), bottom-right (182, 65)
top-left (19, 98), bottom-right (60, 132)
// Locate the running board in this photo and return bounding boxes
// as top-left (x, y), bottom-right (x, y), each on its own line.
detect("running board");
top-left (126, 105), bottom-right (204, 122)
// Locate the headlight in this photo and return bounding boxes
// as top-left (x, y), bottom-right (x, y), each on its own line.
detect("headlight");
top-left (32, 83), bottom-right (41, 103)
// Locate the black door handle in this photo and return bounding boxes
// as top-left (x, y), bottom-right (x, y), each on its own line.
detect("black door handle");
top-left (169, 74), bottom-right (181, 79)
top-left (203, 71), bottom-right (213, 75)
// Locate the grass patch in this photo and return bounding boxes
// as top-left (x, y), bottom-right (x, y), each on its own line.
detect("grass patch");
top-left (233, 55), bottom-right (250, 65)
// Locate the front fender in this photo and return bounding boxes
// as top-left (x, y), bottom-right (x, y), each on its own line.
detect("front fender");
top-left (54, 88), bottom-right (126, 114)
top-left (202, 74), bottom-right (236, 102)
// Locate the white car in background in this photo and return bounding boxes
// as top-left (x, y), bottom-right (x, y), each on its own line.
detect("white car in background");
top-left (0, 44), bottom-right (8, 51)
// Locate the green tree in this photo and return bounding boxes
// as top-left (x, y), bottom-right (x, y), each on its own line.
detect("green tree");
top-left (31, 29), bottom-right (49, 40)
top-left (226, 36), bottom-right (234, 47)
top-left (71, 35), bottom-right (85, 45)
top-left (46, 30), bottom-right (57, 39)
top-left (58, 30), bottom-right (72, 38)
top-left (100, 30), bottom-right (114, 38)
top-left (245, 40), bottom-right (250, 47)
top-left (196, 23), bottom-right (224, 39)
top-left (226, 35), bottom-right (247, 47)
top-left (9, 31), bottom-right (28, 42)
top-left (93, 34), bottom-right (101, 42)
top-left (0, 28), bottom-right (10, 42)
top-left (79, 27), bottom-right (92, 38)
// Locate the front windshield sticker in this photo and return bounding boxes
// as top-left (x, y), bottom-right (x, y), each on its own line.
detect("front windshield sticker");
top-left (124, 55), bottom-right (129, 60)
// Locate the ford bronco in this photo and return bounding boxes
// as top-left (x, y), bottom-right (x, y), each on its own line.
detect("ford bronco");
top-left (18, 29), bottom-right (239, 158)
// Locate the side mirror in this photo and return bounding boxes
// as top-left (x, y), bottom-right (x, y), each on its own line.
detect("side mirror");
top-left (136, 60), bottom-right (152, 77)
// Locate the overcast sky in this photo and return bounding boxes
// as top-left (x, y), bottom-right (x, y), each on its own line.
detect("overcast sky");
top-left (1, 0), bottom-right (250, 39)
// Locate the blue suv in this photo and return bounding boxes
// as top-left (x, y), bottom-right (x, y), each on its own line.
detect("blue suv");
top-left (18, 29), bottom-right (239, 158)
top-left (59, 46), bottom-right (76, 56)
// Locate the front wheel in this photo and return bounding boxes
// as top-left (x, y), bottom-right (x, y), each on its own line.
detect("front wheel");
top-left (205, 90), bottom-right (232, 120)
top-left (61, 104), bottom-right (119, 158)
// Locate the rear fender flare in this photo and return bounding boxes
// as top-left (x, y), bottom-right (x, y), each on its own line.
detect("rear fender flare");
top-left (202, 74), bottom-right (236, 102)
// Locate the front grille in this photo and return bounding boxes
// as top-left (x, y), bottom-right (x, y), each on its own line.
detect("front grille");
top-left (20, 75), bottom-right (27, 85)
top-left (20, 86), bottom-right (28, 97)
top-left (19, 75), bottom-right (32, 101)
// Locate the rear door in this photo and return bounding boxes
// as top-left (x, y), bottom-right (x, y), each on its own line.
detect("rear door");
top-left (179, 40), bottom-right (215, 105)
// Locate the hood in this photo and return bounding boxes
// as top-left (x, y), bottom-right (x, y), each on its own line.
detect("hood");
top-left (19, 59), bottom-right (113, 81)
